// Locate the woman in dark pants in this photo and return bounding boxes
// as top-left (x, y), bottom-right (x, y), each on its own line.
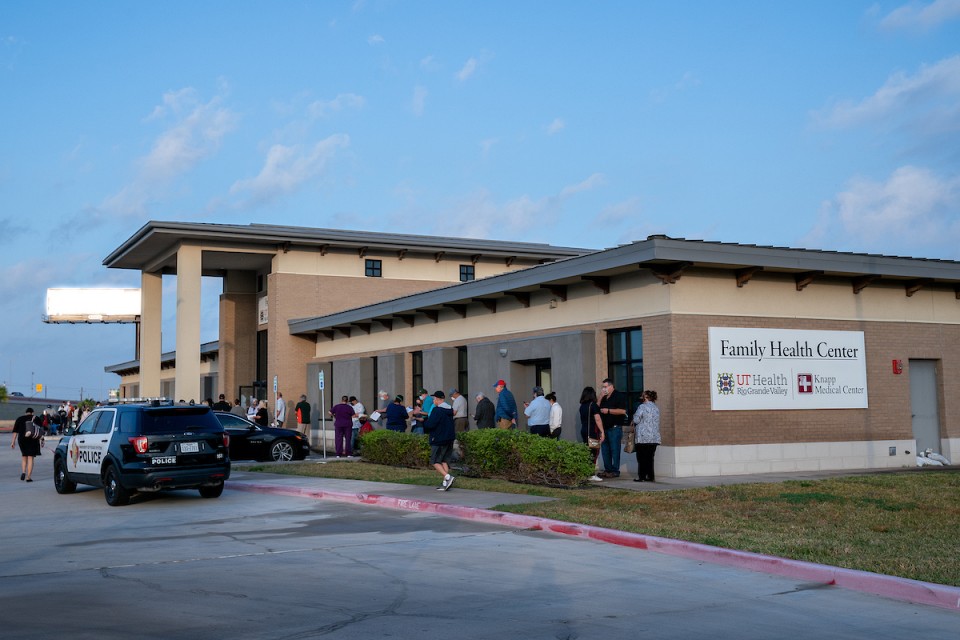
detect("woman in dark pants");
top-left (578, 387), bottom-right (605, 482)
top-left (631, 390), bottom-right (661, 482)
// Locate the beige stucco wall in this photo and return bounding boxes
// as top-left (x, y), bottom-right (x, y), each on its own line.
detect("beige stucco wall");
top-left (312, 270), bottom-right (960, 360)
top-left (272, 246), bottom-right (539, 281)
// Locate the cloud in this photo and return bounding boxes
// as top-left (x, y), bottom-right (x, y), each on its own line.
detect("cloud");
top-left (411, 85), bottom-right (428, 116)
top-left (229, 134), bottom-right (350, 206)
top-left (546, 118), bottom-right (565, 135)
top-left (479, 138), bottom-right (499, 156)
top-left (420, 55), bottom-right (439, 71)
top-left (813, 55), bottom-right (960, 129)
top-left (308, 93), bottom-right (366, 118)
top-left (58, 88), bottom-right (238, 232)
top-left (368, 34), bottom-right (385, 45)
top-left (438, 174), bottom-right (608, 239)
top-left (0, 216), bottom-right (29, 241)
top-left (804, 165), bottom-right (960, 257)
top-left (455, 57), bottom-right (478, 82)
top-left (878, 0), bottom-right (960, 30)
top-left (649, 71), bottom-right (701, 103)
top-left (592, 197), bottom-right (654, 244)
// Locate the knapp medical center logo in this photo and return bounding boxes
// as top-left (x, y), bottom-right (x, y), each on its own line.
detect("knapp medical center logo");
top-left (709, 327), bottom-right (868, 411)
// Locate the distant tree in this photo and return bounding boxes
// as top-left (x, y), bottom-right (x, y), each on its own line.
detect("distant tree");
top-left (0, 385), bottom-right (7, 404)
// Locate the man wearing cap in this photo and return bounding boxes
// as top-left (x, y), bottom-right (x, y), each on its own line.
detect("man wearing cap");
top-left (493, 380), bottom-right (518, 429)
top-left (523, 386), bottom-right (551, 437)
top-left (423, 391), bottom-right (457, 491)
top-left (449, 388), bottom-right (468, 433)
top-left (213, 394), bottom-right (231, 412)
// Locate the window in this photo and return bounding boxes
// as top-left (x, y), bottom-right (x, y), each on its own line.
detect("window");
top-left (607, 328), bottom-right (643, 415)
top-left (411, 351), bottom-right (423, 397)
top-left (459, 264), bottom-right (475, 282)
top-left (365, 259), bottom-right (382, 278)
top-left (457, 346), bottom-right (468, 397)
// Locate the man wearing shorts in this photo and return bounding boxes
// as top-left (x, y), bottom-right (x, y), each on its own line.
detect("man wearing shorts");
top-left (423, 390), bottom-right (457, 491)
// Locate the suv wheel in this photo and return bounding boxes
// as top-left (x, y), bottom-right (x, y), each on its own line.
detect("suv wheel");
top-left (54, 458), bottom-right (77, 494)
top-left (104, 466), bottom-right (131, 506)
top-left (199, 482), bottom-right (224, 499)
top-left (269, 440), bottom-right (295, 462)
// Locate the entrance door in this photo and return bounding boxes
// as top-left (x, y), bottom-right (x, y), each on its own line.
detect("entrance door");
top-left (909, 360), bottom-right (941, 454)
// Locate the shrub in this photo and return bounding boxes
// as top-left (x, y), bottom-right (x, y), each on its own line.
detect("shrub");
top-left (359, 430), bottom-right (430, 468)
top-left (458, 429), bottom-right (595, 487)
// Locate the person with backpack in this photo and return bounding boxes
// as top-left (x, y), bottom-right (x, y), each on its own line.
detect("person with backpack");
top-left (10, 408), bottom-right (43, 482)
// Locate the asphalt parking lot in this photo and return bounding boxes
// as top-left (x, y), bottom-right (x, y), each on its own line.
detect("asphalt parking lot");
top-left (1, 444), bottom-right (958, 639)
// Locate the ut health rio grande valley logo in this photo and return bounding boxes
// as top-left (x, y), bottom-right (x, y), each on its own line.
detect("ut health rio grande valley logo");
top-left (716, 372), bottom-right (735, 395)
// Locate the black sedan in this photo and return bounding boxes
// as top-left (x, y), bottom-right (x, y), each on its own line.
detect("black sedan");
top-left (214, 412), bottom-right (310, 462)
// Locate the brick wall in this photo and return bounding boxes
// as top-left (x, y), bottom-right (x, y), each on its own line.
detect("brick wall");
top-left (669, 315), bottom-right (960, 447)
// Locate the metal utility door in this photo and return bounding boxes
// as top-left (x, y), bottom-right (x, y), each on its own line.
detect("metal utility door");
top-left (909, 360), bottom-right (942, 454)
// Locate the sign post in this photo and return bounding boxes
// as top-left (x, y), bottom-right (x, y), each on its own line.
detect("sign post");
top-left (318, 370), bottom-right (326, 458)
top-left (273, 375), bottom-right (278, 427)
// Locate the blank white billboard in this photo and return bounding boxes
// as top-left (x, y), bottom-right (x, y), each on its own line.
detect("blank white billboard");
top-left (44, 288), bottom-right (141, 323)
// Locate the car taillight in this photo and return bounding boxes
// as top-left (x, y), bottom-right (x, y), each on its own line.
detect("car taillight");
top-left (222, 434), bottom-right (230, 448)
top-left (129, 436), bottom-right (149, 454)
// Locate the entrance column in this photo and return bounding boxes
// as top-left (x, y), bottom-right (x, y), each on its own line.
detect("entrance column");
top-left (175, 244), bottom-right (202, 402)
top-left (139, 271), bottom-right (163, 397)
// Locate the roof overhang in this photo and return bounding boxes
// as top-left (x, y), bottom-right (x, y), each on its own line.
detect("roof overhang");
top-left (288, 236), bottom-right (960, 336)
top-left (103, 221), bottom-right (589, 274)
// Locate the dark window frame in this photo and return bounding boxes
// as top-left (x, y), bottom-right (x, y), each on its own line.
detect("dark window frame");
top-left (607, 327), bottom-right (643, 416)
top-left (365, 259), bottom-right (383, 278)
top-left (459, 264), bottom-right (475, 282)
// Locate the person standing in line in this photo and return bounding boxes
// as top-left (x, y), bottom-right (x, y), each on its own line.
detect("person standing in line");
top-left (449, 388), bottom-right (469, 433)
top-left (230, 398), bottom-right (246, 417)
top-left (423, 391), bottom-right (456, 491)
top-left (330, 396), bottom-right (356, 457)
top-left (255, 400), bottom-right (269, 426)
top-left (10, 408), bottom-right (41, 482)
top-left (247, 398), bottom-right (259, 421)
top-left (493, 379), bottom-right (517, 429)
top-left (418, 389), bottom-right (434, 417)
top-left (598, 378), bottom-right (628, 478)
top-left (579, 387), bottom-right (605, 482)
top-left (213, 394), bottom-right (231, 412)
top-left (349, 396), bottom-right (365, 451)
top-left (523, 386), bottom-right (551, 437)
top-left (274, 391), bottom-right (286, 427)
top-left (375, 390), bottom-right (390, 428)
top-left (632, 390), bottom-right (661, 482)
top-left (409, 397), bottom-right (426, 434)
top-left (546, 392), bottom-right (562, 439)
top-left (295, 394), bottom-right (312, 438)
top-left (384, 395), bottom-right (408, 432)
top-left (473, 392), bottom-right (495, 429)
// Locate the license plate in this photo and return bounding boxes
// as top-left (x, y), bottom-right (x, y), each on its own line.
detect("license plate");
top-left (180, 442), bottom-right (199, 453)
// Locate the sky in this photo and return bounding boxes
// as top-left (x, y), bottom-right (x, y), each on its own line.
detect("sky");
top-left (2, 0), bottom-right (959, 401)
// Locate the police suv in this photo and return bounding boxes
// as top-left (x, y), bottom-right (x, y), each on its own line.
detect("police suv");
top-left (53, 399), bottom-right (231, 506)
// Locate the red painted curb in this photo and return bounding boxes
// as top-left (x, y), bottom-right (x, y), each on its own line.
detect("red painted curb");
top-left (229, 481), bottom-right (960, 612)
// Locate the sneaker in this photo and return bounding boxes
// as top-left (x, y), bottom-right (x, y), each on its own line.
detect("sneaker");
top-left (589, 475), bottom-right (603, 482)
top-left (443, 476), bottom-right (455, 491)
top-left (436, 485), bottom-right (446, 491)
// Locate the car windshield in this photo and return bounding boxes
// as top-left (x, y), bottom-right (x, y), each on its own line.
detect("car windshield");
top-left (140, 408), bottom-right (222, 434)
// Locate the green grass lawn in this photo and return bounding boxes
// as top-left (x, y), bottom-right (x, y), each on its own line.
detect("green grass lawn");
top-left (240, 461), bottom-right (960, 587)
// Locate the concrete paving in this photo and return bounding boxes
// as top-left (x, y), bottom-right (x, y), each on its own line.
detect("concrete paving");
top-left (2, 444), bottom-right (959, 639)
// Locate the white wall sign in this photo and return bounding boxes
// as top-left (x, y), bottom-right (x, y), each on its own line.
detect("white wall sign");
top-left (709, 327), bottom-right (868, 410)
top-left (258, 296), bottom-right (269, 325)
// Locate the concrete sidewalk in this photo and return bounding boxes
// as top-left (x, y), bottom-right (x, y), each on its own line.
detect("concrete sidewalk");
top-left (226, 461), bottom-right (960, 613)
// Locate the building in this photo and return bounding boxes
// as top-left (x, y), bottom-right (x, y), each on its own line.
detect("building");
top-left (107, 226), bottom-right (960, 477)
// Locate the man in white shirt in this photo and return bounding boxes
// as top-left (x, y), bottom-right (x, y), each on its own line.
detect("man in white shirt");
top-left (523, 386), bottom-right (552, 437)
top-left (546, 392), bottom-right (562, 439)
top-left (449, 388), bottom-right (468, 433)
top-left (349, 396), bottom-right (365, 452)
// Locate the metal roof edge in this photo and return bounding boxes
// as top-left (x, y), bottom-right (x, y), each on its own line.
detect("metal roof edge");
top-left (288, 237), bottom-right (960, 334)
